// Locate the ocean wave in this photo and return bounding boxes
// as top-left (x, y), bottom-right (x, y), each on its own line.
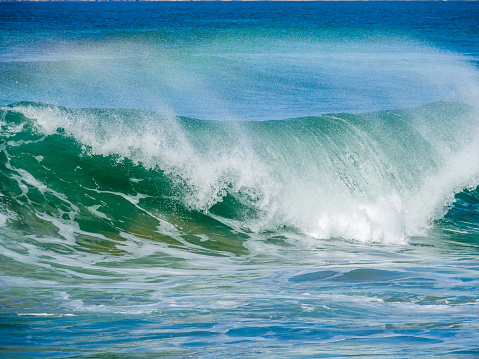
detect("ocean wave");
top-left (1, 100), bottom-right (479, 248)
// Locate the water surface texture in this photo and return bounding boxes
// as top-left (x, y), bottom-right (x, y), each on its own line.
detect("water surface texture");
top-left (1, 2), bottom-right (479, 357)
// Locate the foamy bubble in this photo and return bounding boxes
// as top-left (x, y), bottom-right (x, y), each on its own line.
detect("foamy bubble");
top-left (305, 196), bottom-right (411, 244)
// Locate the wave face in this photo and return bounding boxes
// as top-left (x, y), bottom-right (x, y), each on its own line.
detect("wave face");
top-left (2, 100), bottom-right (479, 248)
top-left (2, 2), bottom-right (479, 358)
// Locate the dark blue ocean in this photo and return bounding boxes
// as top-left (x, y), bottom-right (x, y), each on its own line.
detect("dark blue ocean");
top-left (1, 2), bottom-right (479, 357)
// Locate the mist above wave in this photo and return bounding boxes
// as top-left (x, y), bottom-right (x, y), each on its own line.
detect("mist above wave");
top-left (2, 29), bottom-right (478, 121)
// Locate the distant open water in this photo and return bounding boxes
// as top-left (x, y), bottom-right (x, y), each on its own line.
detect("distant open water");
top-left (1, 2), bottom-right (479, 358)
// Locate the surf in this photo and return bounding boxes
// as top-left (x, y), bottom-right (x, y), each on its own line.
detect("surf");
top-left (3, 3), bottom-right (479, 357)
top-left (2, 100), bottom-right (479, 249)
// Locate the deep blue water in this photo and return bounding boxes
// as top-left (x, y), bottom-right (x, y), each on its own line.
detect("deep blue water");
top-left (1, 2), bottom-right (479, 358)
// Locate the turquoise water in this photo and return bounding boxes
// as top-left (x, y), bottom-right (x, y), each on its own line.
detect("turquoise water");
top-left (1, 2), bottom-right (479, 357)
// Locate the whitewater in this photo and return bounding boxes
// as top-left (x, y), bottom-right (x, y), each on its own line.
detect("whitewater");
top-left (1, 2), bottom-right (479, 357)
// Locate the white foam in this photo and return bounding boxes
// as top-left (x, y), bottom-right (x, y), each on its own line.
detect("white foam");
top-left (0, 213), bottom-right (9, 227)
top-left (307, 196), bottom-right (411, 245)
top-left (87, 205), bottom-right (109, 220)
top-left (0, 209), bottom-right (16, 228)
